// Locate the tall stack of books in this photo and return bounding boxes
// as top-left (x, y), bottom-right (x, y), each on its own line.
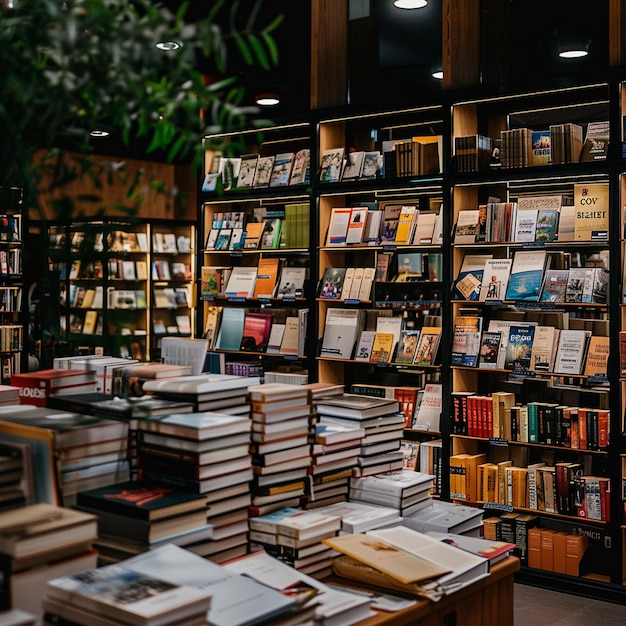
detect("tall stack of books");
top-left (74, 481), bottom-right (211, 565)
top-left (0, 405), bottom-right (130, 507)
top-left (315, 500), bottom-right (404, 534)
top-left (0, 440), bottom-right (34, 513)
top-left (141, 373), bottom-right (262, 415)
top-left (134, 411), bottom-right (254, 563)
top-left (306, 420), bottom-right (364, 509)
top-left (0, 503), bottom-right (98, 618)
top-left (313, 394), bottom-right (405, 478)
top-left (349, 469), bottom-right (435, 517)
top-left (248, 384), bottom-right (313, 517)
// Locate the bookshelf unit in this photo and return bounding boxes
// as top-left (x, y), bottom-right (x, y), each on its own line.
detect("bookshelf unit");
top-left (448, 82), bottom-right (624, 594)
top-left (149, 220), bottom-right (196, 361)
top-left (198, 121), bottom-right (313, 381)
top-left (0, 187), bottom-right (25, 383)
top-left (314, 105), bottom-right (447, 486)
top-left (47, 218), bottom-right (195, 362)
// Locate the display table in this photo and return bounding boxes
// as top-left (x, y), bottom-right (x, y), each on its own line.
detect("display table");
top-left (325, 555), bottom-right (520, 626)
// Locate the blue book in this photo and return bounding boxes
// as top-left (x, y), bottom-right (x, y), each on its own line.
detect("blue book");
top-left (504, 325), bottom-right (536, 373)
top-left (504, 250), bottom-right (547, 302)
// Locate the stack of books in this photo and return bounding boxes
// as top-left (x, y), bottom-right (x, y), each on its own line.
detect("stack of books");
top-left (10, 369), bottom-right (98, 407)
top-left (52, 355), bottom-right (141, 395)
top-left (248, 384), bottom-right (312, 517)
top-left (306, 420), bottom-right (365, 509)
top-left (134, 411), bottom-right (254, 563)
top-left (349, 469), bottom-right (435, 517)
top-left (0, 405), bottom-right (130, 507)
top-left (141, 373), bottom-right (261, 415)
top-left (0, 503), bottom-right (98, 618)
top-left (248, 507), bottom-right (342, 578)
top-left (0, 440), bottom-right (34, 513)
top-left (402, 498), bottom-right (485, 537)
top-left (313, 394), bottom-right (405, 478)
top-left (315, 500), bottom-right (403, 534)
top-left (74, 481), bottom-right (211, 564)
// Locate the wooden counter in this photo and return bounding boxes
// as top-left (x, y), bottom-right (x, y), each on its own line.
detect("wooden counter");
top-left (326, 555), bottom-right (520, 626)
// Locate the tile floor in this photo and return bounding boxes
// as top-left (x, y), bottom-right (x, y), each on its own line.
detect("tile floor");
top-left (514, 582), bottom-right (626, 625)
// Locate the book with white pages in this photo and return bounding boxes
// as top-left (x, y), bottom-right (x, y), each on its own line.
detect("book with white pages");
top-left (107, 543), bottom-right (301, 626)
top-left (223, 266), bottom-right (257, 298)
top-left (375, 316), bottom-right (403, 355)
top-left (412, 211), bottom-right (438, 245)
top-left (453, 209), bottom-right (480, 244)
top-left (222, 549), bottom-right (374, 626)
top-left (368, 526), bottom-right (489, 593)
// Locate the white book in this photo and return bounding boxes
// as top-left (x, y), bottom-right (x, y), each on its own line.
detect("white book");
top-left (320, 309), bottom-right (363, 360)
top-left (553, 329), bottom-right (591, 375)
top-left (375, 315), bottom-right (403, 355)
top-left (345, 206), bottom-right (368, 244)
top-left (223, 266), bottom-right (257, 298)
top-left (478, 258), bottom-right (513, 302)
top-left (358, 267), bottom-right (376, 301)
top-left (362, 209), bottom-right (383, 245)
top-left (512, 208), bottom-right (538, 242)
top-left (413, 383), bottom-right (442, 431)
top-left (348, 267), bottom-right (364, 300)
top-left (265, 323), bottom-right (286, 354)
top-left (453, 209), bottom-right (480, 244)
top-left (412, 211), bottom-right (437, 245)
top-left (354, 330), bottom-right (377, 361)
top-left (326, 207), bottom-right (352, 245)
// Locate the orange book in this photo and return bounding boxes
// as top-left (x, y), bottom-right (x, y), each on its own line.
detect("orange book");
top-left (527, 527), bottom-right (542, 569)
top-left (462, 453), bottom-right (487, 502)
top-left (565, 533), bottom-right (588, 576)
top-left (252, 257), bottom-right (281, 299)
top-left (540, 528), bottom-right (557, 572)
top-left (552, 531), bottom-right (568, 574)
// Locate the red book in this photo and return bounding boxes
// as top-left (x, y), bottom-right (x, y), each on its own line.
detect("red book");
top-left (11, 369), bottom-right (97, 407)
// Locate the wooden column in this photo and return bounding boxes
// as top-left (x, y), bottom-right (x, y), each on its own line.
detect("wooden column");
top-left (311, 0), bottom-right (349, 109)
top-left (442, 0), bottom-right (481, 89)
top-left (609, 0), bottom-right (626, 65)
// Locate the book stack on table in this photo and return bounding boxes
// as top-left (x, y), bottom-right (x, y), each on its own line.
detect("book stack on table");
top-left (74, 480), bottom-right (211, 565)
top-left (133, 411), bottom-right (255, 563)
top-left (312, 394), bottom-right (405, 478)
top-left (0, 503), bottom-right (98, 619)
top-left (249, 507), bottom-right (342, 579)
top-left (402, 498), bottom-right (485, 537)
top-left (248, 384), bottom-right (313, 517)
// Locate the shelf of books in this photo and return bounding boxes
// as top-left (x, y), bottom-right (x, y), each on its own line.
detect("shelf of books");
top-left (449, 82), bottom-right (623, 590)
top-left (314, 103), bottom-right (447, 482)
top-left (150, 221), bottom-right (195, 360)
top-left (199, 121), bottom-right (314, 382)
top-left (0, 187), bottom-right (24, 383)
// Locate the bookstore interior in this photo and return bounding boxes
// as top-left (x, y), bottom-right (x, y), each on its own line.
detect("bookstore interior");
top-left (5, 1), bottom-right (626, 624)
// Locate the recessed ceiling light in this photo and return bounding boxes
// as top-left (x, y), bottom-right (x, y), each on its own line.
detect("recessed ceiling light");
top-left (255, 93), bottom-right (280, 106)
top-left (558, 46), bottom-right (589, 59)
top-left (432, 70), bottom-right (444, 80)
top-left (156, 41), bottom-right (182, 51)
top-left (90, 130), bottom-right (110, 138)
top-left (394, 0), bottom-right (428, 9)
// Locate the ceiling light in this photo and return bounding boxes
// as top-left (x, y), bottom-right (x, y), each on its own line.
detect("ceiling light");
top-left (90, 129), bottom-right (110, 138)
top-left (394, 0), bottom-right (428, 9)
top-left (255, 93), bottom-right (280, 106)
top-left (156, 41), bottom-right (182, 51)
top-left (431, 70), bottom-right (444, 80)
top-left (558, 40), bottom-right (589, 58)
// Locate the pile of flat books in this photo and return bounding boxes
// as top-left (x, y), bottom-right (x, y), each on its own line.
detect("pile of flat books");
top-left (0, 503), bottom-right (98, 618)
top-left (134, 411), bottom-right (255, 563)
top-left (248, 507), bottom-right (342, 578)
top-left (349, 469), bottom-right (435, 517)
top-left (0, 439), bottom-right (34, 513)
top-left (43, 543), bottom-right (320, 626)
top-left (313, 394), bottom-right (405, 478)
top-left (315, 500), bottom-right (403, 534)
top-left (401, 498), bottom-right (485, 537)
top-left (0, 405), bottom-right (130, 507)
top-left (248, 384), bottom-right (312, 517)
top-left (74, 480), bottom-right (211, 565)
top-left (141, 373), bottom-right (262, 415)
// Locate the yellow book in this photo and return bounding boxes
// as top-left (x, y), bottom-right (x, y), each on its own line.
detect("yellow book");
top-left (369, 332), bottom-right (395, 364)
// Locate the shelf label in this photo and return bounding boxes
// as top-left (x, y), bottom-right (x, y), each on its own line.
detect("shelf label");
top-left (483, 502), bottom-right (514, 512)
top-left (343, 298), bottom-right (361, 305)
top-left (488, 437), bottom-right (509, 446)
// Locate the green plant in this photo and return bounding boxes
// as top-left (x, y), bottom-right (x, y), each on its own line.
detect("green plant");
top-left (0, 0), bottom-right (282, 209)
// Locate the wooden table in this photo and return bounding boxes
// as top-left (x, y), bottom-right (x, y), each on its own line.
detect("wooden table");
top-left (325, 556), bottom-right (520, 626)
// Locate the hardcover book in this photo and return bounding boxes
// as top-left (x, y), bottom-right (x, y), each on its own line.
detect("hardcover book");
top-left (235, 154), bottom-right (258, 188)
top-left (478, 258), bottom-right (512, 302)
top-left (477, 331), bottom-right (503, 369)
top-left (573, 182), bottom-right (609, 240)
top-left (412, 326), bottom-right (442, 366)
top-left (453, 254), bottom-right (493, 301)
top-left (252, 155), bottom-right (275, 188)
top-left (553, 329), bottom-right (592, 375)
top-left (539, 269), bottom-right (570, 303)
top-left (289, 148), bottom-right (311, 186)
top-left (504, 249), bottom-right (548, 302)
top-left (319, 148), bottom-right (344, 183)
top-left (504, 324), bottom-right (536, 374)
top-left (319, 267), bottom-right (347, 299)
top-left (453, 209), bottom-right (480, 244)
top-left (319, 309), bottom-right (363, 360)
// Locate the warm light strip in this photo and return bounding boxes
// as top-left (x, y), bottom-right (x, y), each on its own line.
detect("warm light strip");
top-left (319, 105), bottom-right (441, 125)
top-left (508, 99), bottom-right (609, 117)
top-left (203, 122), bottom-right (309, 140)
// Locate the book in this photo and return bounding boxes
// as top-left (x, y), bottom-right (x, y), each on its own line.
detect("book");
top-left (580, 120), bottom-right (609, 162)
top-left (267, 152), bottom-right (294, 187)
top-left (539, 269), bottom-right (570, 303)
top-left (235, 154), bottom-right (258, 188)
top-left (412, 326), bottom-right (442, 366)
top-left (252, 155), bottom-right (275, 188)
top-left (214, 307), bottom-right (245, 351)
top-left (553, 330), bottom-right (592, 375)
top-left (380, 204), bottom-right (402, 243)
top-left (325, 207), bottom-right (352, 245)
top-left (504, 249), bottom-right (548, 302)
top-left (223, 266), bottom-right (257, 298)
top-left (341, 150), bottom-right (365, 181)
top-left (477, 331), bottom-right (503, 369)
top-left (275, 266), bottom-right (306, 298)
top-left (454, 209), bottom-right (480, 244)
top-left (314, 394), bottom-right (399, 420)
top-left (0, 503), bottom-right (97, 559)
top-left (251, 257), bottom-right (280, 299)
top-left (504, 324), bottom-right (536, 374)
top-left (240, 311), bottom-right (273, 352)
top-left (583, 335), bottom-right (609, 379)
top-left (319, 308), bottom-right (363, 360)
top-left (573, 182), bottom-right (609, 240)
top-left (453, 254), bottom-right (492, 301)
top-left (319, 267), bottom-right (346, 299)
top-left (289, 148), bottom-right (310, 186)
top-left (478, 258), bottom-right (512, 302)
top-left (319, 148), bottom-right (344, 182)
top-left (394, 329), bottom-right (420, 364)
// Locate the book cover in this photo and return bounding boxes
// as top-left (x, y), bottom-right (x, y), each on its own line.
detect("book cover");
top-left (504, 324), bottom-right (536, 374)
top-left (380, 204), bottom-right (402, 243)
top-left (354, 330), bottom-right (377, 362)
top-left (240, 312), bottom-right (273, 352)
top-left (580, 120), bottom-right (609, 162)
top-left (252, 155), bottom-right (275, 188)
top-left (553, 329), bottom-right (591, 375)
top-left (341, 150), bottom-right (365, 181)
top-left (530, 129), bottom-right (551, 166)
top-left (582, 335), bottom-right (609, 379)
top-left (252, 257), bottom-right (280, 299)
top-left (530, 326), bottom-right (560, 373)
top-left (276, 266), bottom-right (306, 298)
top-left (539, 269), bottom-right (569, 303)
top-left (260, 218), bottom-right (283, 249)
top-left (453, 254), bottom-right (493, 301)
top-left (395, 329), bottom-right (420, 364)
top-left (345, 206), bottom-right (368, 244)
top-left (478, 258), bottom-right (512, 302)
top-left (413, 383), bottom-right (442, 431)
top-left (319, 148), bottom-right (344, 182)
top-left (453, 209), bottom-right (480, 244)
top-left (512, 208), bottom-right (538, 242)
top-left (504, 249), bottom-right (547, 301)
top-left (535, 209), bottom-right (560, 243)
top-left (319, 267), bottom-right (347, 299)
top-left (369, 332), bottom-right (395, 364)
top-left (477, 331), bottom-right (502, 369)
top-left (235, 154), bottom-right (258, 188)
top-left (573, 182), bottom-right (609, 240)
top-left (289, 148), bottom-right (310, 186)
top-left (214, 308), bottom-right (246, 351)
top-left (319, 309), bottom-right (363, 360)
top-left (223, 266), bottom-right (257, 298)
top-left (413, 326), bottom-right (441, 366)
top-left (268, 151), bottom-right (294, 187)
